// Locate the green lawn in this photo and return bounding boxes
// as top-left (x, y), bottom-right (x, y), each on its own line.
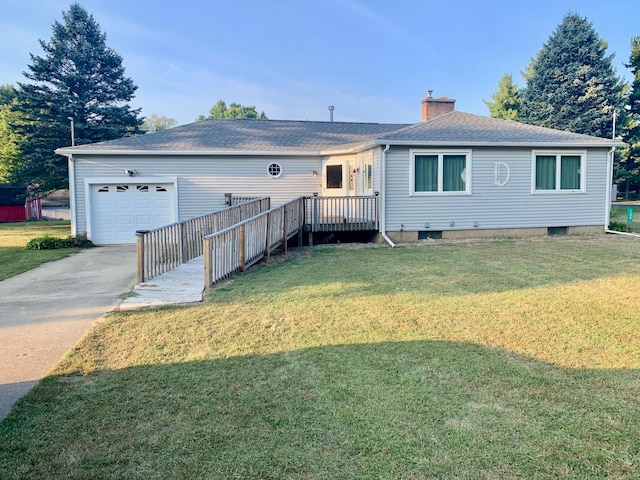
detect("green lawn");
top-left (0, 220), bottom-right (78, 281)
top-left (611, 203), bottom-right (640, 232)
top-left (1, 235), bottom-right (640, 479)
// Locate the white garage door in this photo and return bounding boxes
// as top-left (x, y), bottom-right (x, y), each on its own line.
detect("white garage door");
top-left (90, 183), bottom-right (175, 244)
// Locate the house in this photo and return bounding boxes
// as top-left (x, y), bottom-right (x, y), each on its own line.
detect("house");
top-left (55, 93), bottom-right (623, 245)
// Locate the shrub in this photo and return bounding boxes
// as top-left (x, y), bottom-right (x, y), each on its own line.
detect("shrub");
top-left (26, 233), bottom-right (93, 250)
top-left (608, 221), bottom-right (631, 233)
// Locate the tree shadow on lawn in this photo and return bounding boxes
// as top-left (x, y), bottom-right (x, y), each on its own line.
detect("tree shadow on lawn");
top-left (2, 340), bottom-right (639, 479)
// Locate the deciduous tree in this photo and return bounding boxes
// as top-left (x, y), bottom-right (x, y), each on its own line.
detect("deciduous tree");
top-left (142, 114), bottom-right (178, 133)
top-left (12, 3), bottom-right (142, 191)
top-left (198, 99), bottom-right (267, 120)
top-left (0, 85), bottom-right (23, 182)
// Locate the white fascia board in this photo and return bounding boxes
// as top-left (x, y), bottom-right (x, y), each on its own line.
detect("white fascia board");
top-left (372, 140), bottom-right (625, 148)
top-left (319, 141), bottom-right (379, 156)
top-left (55, 148), bottom-right (323, 156)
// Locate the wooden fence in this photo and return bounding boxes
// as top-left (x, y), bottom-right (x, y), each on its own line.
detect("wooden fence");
top-left (136, 197), bottom-right (270, 283)
top-left (304, 195), bottom-right (378, 233)
top-left (203, 197), bottom-right (304, 288)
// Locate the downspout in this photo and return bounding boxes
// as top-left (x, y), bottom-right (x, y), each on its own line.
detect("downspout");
top-left (67, 153), bottom-right (77, 236)
top-left (604, 146), bottom-right (640, 238)
top-left (380, 144), bottom-right (396, 247)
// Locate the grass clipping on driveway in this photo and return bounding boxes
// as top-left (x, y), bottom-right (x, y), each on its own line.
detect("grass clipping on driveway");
top-left (2, 236), bottom-right (640, 479)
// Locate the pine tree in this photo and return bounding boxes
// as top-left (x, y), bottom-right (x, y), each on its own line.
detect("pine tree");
top-left (484, 73), bottom-right (521, 121)
top-left (618, 36), bottom-right (640, 199)
top-left (12, 3), bottom-right (142, 191)
top-left (520, 13), bottom-right (626, 138)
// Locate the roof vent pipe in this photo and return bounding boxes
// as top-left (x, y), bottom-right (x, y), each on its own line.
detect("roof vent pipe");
top-left (328, 106), bottom-right (334, 122)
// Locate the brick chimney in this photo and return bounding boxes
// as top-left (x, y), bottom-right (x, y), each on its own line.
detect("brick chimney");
top-left (421, 90), bottom-right (456, 120)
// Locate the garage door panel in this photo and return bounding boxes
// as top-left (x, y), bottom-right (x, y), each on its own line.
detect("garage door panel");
top-left (94, 215), bottom-right (113, 226)
top-left (91, 183), bottom-right (174, 245)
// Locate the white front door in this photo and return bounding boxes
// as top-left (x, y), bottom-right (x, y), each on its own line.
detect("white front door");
top-left (90, 183), bottom-right (175, 244)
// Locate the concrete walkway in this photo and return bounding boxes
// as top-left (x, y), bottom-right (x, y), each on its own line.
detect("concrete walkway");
top-left (119, 255), bottom-right (204, 309)
top-left (0, 247), bottom-right (205, 421)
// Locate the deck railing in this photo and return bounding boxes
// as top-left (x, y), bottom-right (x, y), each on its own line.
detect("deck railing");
top-left (304, 194), bottom-right (378, 233)
top-left (136, 197), bottom-right (270, 283)
top-left (203, 197), bottom-right (304, 288)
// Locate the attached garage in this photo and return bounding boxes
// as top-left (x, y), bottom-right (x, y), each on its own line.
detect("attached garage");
top-left (88, 182), bottom-right (175, 244)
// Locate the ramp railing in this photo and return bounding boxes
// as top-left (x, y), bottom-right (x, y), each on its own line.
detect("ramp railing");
top-left (136, 197), bottom-right (270, 283)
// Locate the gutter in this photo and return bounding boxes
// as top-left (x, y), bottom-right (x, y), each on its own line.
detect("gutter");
top-left (67, 153), bottom-right (77, 236)
top-left (55, 148), bottom-right (324, 157)
top-left (379, 144), bottom-right (396, 247)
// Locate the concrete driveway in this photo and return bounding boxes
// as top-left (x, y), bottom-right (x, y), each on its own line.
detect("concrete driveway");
top-left (0, 245), bottom-right (137, 420)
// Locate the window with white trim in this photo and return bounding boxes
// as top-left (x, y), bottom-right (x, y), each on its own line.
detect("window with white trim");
top-left (532, 151), bottom-right (585, 193)
top-left (267, 163), bottom-right (282, 178)
top-left (410, 150), bottom-right (471, 195)
top-left (363, 163), bottom-right (373, 194)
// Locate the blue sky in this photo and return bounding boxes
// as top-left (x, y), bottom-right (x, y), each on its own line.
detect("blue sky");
top-left (1, 0), bottom-right (638, 126)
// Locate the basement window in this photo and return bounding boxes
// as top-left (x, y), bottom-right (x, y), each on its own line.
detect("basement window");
top-left (547, 227), bottom-right (567, 236)
top-left (418, 231), bottom-right (443, 240)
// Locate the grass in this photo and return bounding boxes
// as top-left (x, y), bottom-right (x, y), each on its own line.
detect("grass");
top-left (2, 235), bottom-right (640, 478)
top-left (611, 203), bottom-right (640, 232)
top-left (0, 220), bottom-right (78, 281)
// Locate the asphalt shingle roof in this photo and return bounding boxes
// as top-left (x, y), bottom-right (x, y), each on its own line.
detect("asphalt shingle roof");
top-left (379, 112), bottom-right (617, 145)
top-left (57, 111), bottom-right (619, 155)
top-left (61, 119), bottom-right (409, 153)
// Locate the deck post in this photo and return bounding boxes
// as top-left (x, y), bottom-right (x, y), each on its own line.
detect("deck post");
top-left (374, 191), bottom-right (380, 230)
top-left (282, 206), bottom-right (288, 254)
top-left (203, 237), bottom-right (212, 289)
top-left (179, 222), bottom-right (187, 264)
top-left (310, 193), bottom-right (319, 246)
top-left (266, 210), bottom-right (272, 260)
top-left (135, 230), bottom-right (149, 284)
top-left (298, 197), bottom-right (304, 247)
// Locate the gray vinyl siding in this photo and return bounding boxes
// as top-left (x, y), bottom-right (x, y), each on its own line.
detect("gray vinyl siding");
top-left (373, 147), bottom-right (382, 194)
top-left (384, 146), bottom-right (610, 232)
top-left (71, 154), bottom-right (322, 235)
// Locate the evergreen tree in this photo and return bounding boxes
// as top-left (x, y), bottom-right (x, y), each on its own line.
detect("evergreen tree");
top-left (618, 36), bottom-right (640, 199)
top-left (12, 3), bottom-right (142, 191)
top-left (520, 13), bottom-right (626, 138)
top-left (484, 73), bottom-right (521, 121)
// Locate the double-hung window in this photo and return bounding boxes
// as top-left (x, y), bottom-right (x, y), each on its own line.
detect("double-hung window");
top-left (532, 151), bottom-right (585, 193)
top-left (411, 150), bottom-right (471, 195)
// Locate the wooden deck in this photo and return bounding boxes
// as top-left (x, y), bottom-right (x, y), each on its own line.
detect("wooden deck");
top-left (304, 195), bottom-right (379, 233)
top-left (136, 195), bottom-right (380, 288)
